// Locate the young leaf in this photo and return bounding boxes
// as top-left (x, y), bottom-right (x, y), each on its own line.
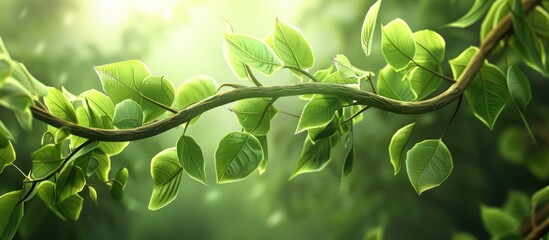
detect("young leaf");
top-left (273, 18), bottom-right (315, 72)
top-left (88, 186), bottom-right (98, 205)
top-left (389, 123), bottom-right (415, 175)
top-left (361, 0), bottom-right (382, 56)
top-left (342, 146), bottom-right (355, 177)
top-left (140, 76), bottom-right (175, 123)
top-left (464, 63), bottom-right (508, 129)
top-left (55, 165), bottom-right (86, 204)
top-left (0, 120), bottom-right (13, 148)
top-left (481, 205), bottom-right (519, 238)
top-left (112, 99), bottom-right (143, 129)
top-left (333, 54), bottom-right (371, 80)
top-left (110, 167), bottom-right (129, 200)
top-left (381, 18), bottom-right (415, 72)
top-left (290, 137), bottom-right (332, 179)
top-left (257, 135), bottom-right (269, 175)
top-left (223, 33), bottom-right (282, 76)
top-left (173, 76), bottom-right (218, 124)
top-left (149, 148), bottom-right (183, 210)
top-left (507, 66), bottom-right (532, 113)
top-left (406, 139), bottom-right (453, 195)
top-left (296, 95), bottom-right (343, 134)
top-left (44, 87), bottom-right (78, 123)
top-left (230, 98), bottom-right (278, 135)
top-left (37, 181), bottom-right (84, 221)
top-left (30, 144), bottom-right (62, 179)
top-left (0, 141), bottom-right (14, 174)
top-left (446, 0), bottom-right (495, 28)
top-left (177, 135), bottom-right (206, 185)
top-left (377, 65), bottom-right (415, 101)
top-left (0, 190), bottom-right (24, 240)
top-left (95, 60), bottom-right (151, 105)
top-left (223, 44), bottom-right (249, 80)
top-left (215, 132), bottom-right (263, 184)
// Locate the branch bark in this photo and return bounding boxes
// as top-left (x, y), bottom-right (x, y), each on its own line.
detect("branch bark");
top-left (29, 0), bottom-right (540, 143)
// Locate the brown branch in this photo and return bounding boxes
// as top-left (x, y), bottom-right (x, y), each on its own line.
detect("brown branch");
top-left (521, 201), bottom-right (549, 239)
top-left (29, 0), bottom-right (540, 144)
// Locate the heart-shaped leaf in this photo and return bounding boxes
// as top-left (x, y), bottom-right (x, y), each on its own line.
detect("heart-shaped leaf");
top-left (215, 132), bottom-right (263, 183)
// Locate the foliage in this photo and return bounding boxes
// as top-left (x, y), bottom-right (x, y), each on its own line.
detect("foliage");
top-left (0, 0), bottom-right (548, 239)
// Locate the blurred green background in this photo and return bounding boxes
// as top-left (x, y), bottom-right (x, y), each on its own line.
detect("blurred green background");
top-left (0, 0), bottom-right (548, 239)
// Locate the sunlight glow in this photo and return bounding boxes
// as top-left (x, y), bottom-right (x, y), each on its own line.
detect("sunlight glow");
top-left (94, 0), bottom-right (178, 25)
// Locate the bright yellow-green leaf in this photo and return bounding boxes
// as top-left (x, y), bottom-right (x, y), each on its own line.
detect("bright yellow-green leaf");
top-left (149, 148), bottom-right (183, 210)
top-left (223, 44), bottom-right (249, 80)
top-left (257, 135), bottom-right (269, 175)
top-left (140, 76), bottom-right (175, 122)
top-left (173, 76), bottom-right (218, 124)
top-left (223, 33), bottom-right (281, 76)
top-left (295, 95), bottom-right (343, 134)
top-left (230, 98), bottom-right (278, 135)
top-left (44, 87), bottom-right (77, 123)
top-left (113, 99), bottom-right (143, 129)
top-left (446, 0), bottom-right (495, 28)
top-left (377, 65), bottom-right (414, 101)
top-left (95, 60), bottom-right (151, 105)
top-left (0, 190), bottom-right (24, 240)
top-left (381, 18), bottom-right (415, 71)
top-left (389, 123), bottom-right (415, 175)
top-left (361, 0), bottom-right (382, 56)
top-left (110, 167), bottom-right (129, 200)
top-left (273, 18), bottom-right (315, 72)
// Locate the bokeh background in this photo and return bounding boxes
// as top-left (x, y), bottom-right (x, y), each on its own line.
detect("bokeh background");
top-left (0, 0), bottom-right (548, 239)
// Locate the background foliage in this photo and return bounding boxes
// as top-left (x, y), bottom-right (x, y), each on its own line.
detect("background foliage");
top-left (0, 0), bottom-right (548, 239)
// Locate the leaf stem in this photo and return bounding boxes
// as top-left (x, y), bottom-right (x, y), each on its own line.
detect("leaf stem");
top-left (283, 66), bottom-right (320, 82)
top-left (245, 65), bottom-right (263, 87)
top-left (440, 95), bottom-right (463, 139)
top-left (342, 106), bottom-right (371, 124)
top-left (250, 97), bottom-right (278, 134)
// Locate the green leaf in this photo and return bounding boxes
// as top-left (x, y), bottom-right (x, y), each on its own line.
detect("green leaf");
top-left (377, 65), bottom-right (415, 101)
top-left (110, 167), bottom-right (129, 200)
top-left (465, 63), bottom-right (508, 129)
top-left (0, 36), bottom-right (10, 58)
top-left (323, 71), bottom-right (359, 86)
top-left (342, 146), bottom-right (355, 177)
top-left (223, 33), bottom-right (281, 76)
top-left (273, 18), bottom-right (315, 72)
top-left (308, 117), bottom-right (340, 143)
top-left (230, 98), bottom-right (278, 135)
top-left (361, 0), bottom-right (382, 56)
top-left (296, 95), bottom-right (343, 134)
top-left (223, 44), bottom-right (249, 80)
top-left (14, 107), bottom-right (33, 131)
top-left (173, 76), bottom-right (218, 124)
top-left (37, 181), bottom-right (83, 221)
top-left (98, 142), bottom-right (129, 156)
top-left (333, 54), bottom-right (372, 80)
top-left (512, 0), bottom-right (545, 71)
top-left (112, 99), bottom-right (143, 129)
top-left (10, 61), bottom-right (48, 97)
top-left (90, 150), bottom-right (110, 182)
top-left (507, 66), bottom-right (532, 113)
top-left (0, 121), bottom-right (13, 148)
top-left (55, 165), bottom-right (86, 204)
top-left (149, 148), bottom-right (183, 210)
top-left (381, 18), bottom-right (415, 71)
top-left (364, 226), bottom-right (384, 240)
top-left (291, 137), bottom-right (332, 179)
top-left (79, 89), bottom-right (115, 120)
top-left (389, 123), bottom-right (415, 175)
top-left (0, 190), bottom-right (24, 240)
top-left (31, 144), bottom-right (62, 179)
top-left (527, 6), bottom-right (549, 39)
top-left (532, 185), bottom-right (549, 207)
top-left (0, 141), bottom-right (14, 174)
top-left (406, 64), bottom-right (443, 100)
top-left (257, 135), bottom-right (269, 175)
top-left (503, 191), bottom-right (530, 221)
top-left (0, 77), bottom-right (33, 111)
top-left (449, 46), bottom-right (479, 79)
top-left (480, 0), bottom-right (508, 42)
top-left (177, 135), bottom-right (206, 185)
top-left (44, 87), bottom-right (77, 123)
top-left (88, 186), bottom-right (98, 205)
top-left (446, 0), bottom-right (495, 28)
top-left (413, 30), bottom-right (445, 64)
top-left (215, 132), bottom-right (263, 184)
top-left (406, 139), bottom-right (453, 195)
top-left (95, 60), bottom-right (151, 105)
top-left (481, 205), bottom-right (519, 238)
top-left (0, 55), bottom-right (11, 81)
top-left (140, 76), bottom-right (175, 122)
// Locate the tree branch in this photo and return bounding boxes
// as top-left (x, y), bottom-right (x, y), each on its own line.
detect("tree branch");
top-left (29, 0), bottom-right (540, 144)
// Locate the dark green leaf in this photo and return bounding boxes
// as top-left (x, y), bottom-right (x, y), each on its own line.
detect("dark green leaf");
top-left (113, 99), bottom-right (143, 129)
top-left (55, 165), bottom-right (86, 204)
top-left (381, 18), bottom-right (415, 71)
top-left (361, 0), bottom-right (382, 56)
top-left (230, 98), bottom-right (278, 135)
top-left (31, 144), bottom-right (62, 179)
top-left (532, 185), bottom-right (549, 207)
top-left (507, 66), bottom-right (532, 113)
top-left (223, 33), bottom-right (281, 76)
top-left (296, 95), bottom-right (343, 134)
top-left (273, 18), bottom-right (315, 73)
top-left (446, 0), bottom-right (495, 28)
top-left (290, 137), bottom-right (332, 179)
top-left (177, 135), bottom-right (206, 185)
top-left (0, 190), bottom-right (24, 240)
top-left (512, 0), bottom-right (546, 72)
top-left (343, 147), bottom-right (355, 177)
top-left (406, 139), bottom-right (453, 194)
top-left (44, 87), bottom-right (77, 123)
top-left (0, 141), bottom-right (14, 174)
top-left (149, 148), bottom-right (183, 210)
top-left (110, 167), bottom-right (129, 200)
top-left (37, 181), bottom-right (83, 221)
top-left (389, 123), bottom-right (415, 175)
top-left (481, 205), bottom-right (518, 238)
top-left (140, 76), bottom-right (175, 122)
top-left (215, 132), bottom-right (263, 183)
